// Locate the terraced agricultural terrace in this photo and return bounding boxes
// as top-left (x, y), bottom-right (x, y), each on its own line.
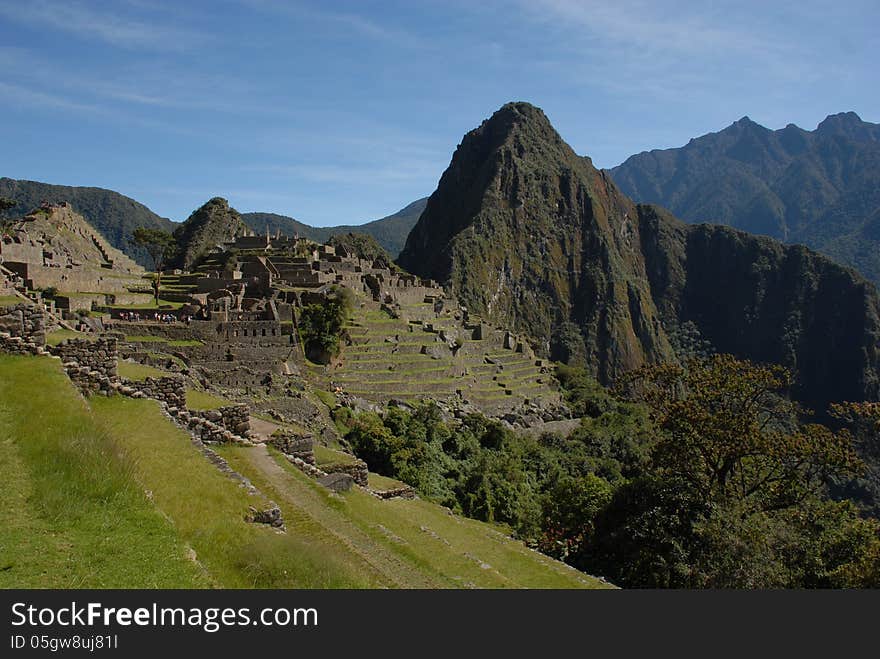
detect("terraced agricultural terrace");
top-left (318, 295), bottom-right (564, 418)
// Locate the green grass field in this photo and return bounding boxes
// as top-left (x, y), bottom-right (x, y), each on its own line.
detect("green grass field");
top-left (0, 354), bottom-right (606, 589)
top-left (109, 299), bottom-right (184, 310)
top-left (0, 355), bottom-right (207, 587)
top-left (117, 361), bottom-right (167, 381)
top-left (46, 329), bottom-right (93, 346)
top-left (186, 389), bottom-right (233, 411)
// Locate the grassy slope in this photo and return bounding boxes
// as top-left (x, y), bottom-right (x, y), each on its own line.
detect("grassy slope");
top-left (0, 354), bottom-right (604, 588)
top-left (92, 396), bottom-right (373, 588)
top-left (0, 355), bottom-right (207, 588)
top-left (117, 361), bottom-right (167, 381)
top-left (185, 389), bottom-right (233, 411)
top-left (221, 445), bottom-right (604, 589)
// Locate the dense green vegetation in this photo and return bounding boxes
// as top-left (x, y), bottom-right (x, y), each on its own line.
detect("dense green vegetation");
top-left (345, 355), bottom-right (880, 588)
top-left (297, 285), bottom-right (354, 363)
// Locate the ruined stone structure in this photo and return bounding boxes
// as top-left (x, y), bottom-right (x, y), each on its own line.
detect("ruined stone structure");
top-left (130, 375), bottom-right (188, 409)
top-left (268, 430), bottom-right (316, 465)
top-left (0, 203), bottom-right (144, 293)
top-left (0, 302), bottom-right (46, 345)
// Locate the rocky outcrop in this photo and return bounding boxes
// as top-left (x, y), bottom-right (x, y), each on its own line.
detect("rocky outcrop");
top-left (0, 177), bottom-right (173, 267)
top-left (0, 204), bottom-right (144, 292)
top-left (398, 102), bottom-right (880, 409)
top-left (172, 197), bottom-right (244, 271)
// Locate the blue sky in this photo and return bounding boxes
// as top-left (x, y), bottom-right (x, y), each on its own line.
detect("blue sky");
top-left (0, 0), bottom-right (877, 226)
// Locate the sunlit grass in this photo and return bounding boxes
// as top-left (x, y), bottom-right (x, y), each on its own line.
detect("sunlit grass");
top-left (186, 388), bottom-right (232, 411)
top-left (0, 355), bottom-right (207, 588)
top-left (93, 396), bottom-right (375, 588)
top-left (117, 361), bottom-right (167, 381)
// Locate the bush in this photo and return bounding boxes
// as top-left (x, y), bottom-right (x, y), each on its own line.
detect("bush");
top-left (298, 286), bottom-right (353, 363)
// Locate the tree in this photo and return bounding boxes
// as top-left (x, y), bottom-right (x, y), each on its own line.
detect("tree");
top-left (619, 354), bottom-right (862, 513)
top-left (587, 354), bottom-right (876, 588)
top-left (131, 228), bottom-right (176, 304)
top-left (297, 285), bottom-right (354, 363)
top-left (0, 197), bottom-right (17, 236)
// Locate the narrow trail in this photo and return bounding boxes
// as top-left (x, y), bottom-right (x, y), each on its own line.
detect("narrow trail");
top-left (238, 444), bottom-right (445, 589)
top-left (247, 417), bottom-right (281, 441)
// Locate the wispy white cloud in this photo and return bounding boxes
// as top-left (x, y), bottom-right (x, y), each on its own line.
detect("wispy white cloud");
top-left (0, 45), bottom-right (285, 120)
top-left (239, 160), bottom-right (442, 186)
top-left (0, 80), bottom-right (106, 114)
top-left (513, 0), bottom-right (810, 97)
top-left (236, 0), bottom-right (427, 49)
top-left (0, 0), bottom-right (206, 50)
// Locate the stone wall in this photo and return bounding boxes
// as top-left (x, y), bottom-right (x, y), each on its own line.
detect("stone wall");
top-left (127, 375), bottom-right (187, 409)
top-left (268, 430), bottom-right (315, 464)
top-left (322, 460), bottom-right (369, 487)
top-left (197, 404), bottom-right (252, 438)
top-left (0, 302), bottom-right (46, 345)
top-left (370, 485), bottom-right (416, 500)
top-left (0, 332), bottom-right (49, 356)
top-left (165, 406), bottom-right (252, 445)
top-left (50, 337), bottom-right (118, 379)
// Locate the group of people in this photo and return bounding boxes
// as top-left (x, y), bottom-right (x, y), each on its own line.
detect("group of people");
top-left (116, 311), bottom-right (178, 323)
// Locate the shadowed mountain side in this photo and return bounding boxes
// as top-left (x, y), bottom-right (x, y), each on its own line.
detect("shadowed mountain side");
top-left (171, 198), bottom-right (245, 271)
top-left (638, 205), bottom-right (880, 409)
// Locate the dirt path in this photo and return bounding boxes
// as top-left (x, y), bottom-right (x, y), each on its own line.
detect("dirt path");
top-left (247, 417), bottom-right (281, 441)
top-left (239, 444), bottom-right (444, 589)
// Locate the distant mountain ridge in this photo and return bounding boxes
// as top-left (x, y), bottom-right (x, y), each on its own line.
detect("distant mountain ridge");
top-left (0, 177), bottom-right (426, 264)
top-left (0, 177), bottom-right (174, 267)
top-left (241, 197), bottom-right (427, 257)
top-left (609, 112), bottom-right (880, 284)
top-left (398, 102), bottom-right (880, 410)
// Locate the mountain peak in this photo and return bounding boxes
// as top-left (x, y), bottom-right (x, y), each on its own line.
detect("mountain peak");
top-left (471, 101), bottom-right (558, 146)
top-left (727, 116), bottom-right (768, 134)
top-left (171, 197), bottom-right (244, 270)
top-left (818, 110), bottom-right (862, 127)
top-left (493, 101), bottom-right (549, 123)
top-left (815, 111), bottom-right (879, 142)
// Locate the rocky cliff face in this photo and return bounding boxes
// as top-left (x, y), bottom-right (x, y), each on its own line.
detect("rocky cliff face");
top-left (398, 102), bottom-right (880, 409)
top-left (638, 206), bottom-right (880, 408)
top-left (172, 197), bottom-right (244, 270)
